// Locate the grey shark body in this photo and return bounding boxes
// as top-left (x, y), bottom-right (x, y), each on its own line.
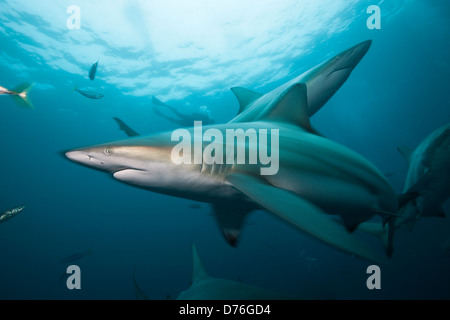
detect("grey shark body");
top-left (397, 123), bottom-right (450, 226)
top-left (65, 41), bottom-right (395, 263)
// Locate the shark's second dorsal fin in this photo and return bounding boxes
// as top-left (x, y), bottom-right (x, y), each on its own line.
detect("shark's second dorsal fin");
top-left (191, 243), bottom-right (208, 284)
top-left (265, 83), bottom-right (313, 132)
top-left (231, 87), bottom-right (263, 114)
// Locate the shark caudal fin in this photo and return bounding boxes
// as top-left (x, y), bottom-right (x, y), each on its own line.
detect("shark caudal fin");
top-left (11, 83), bottom-right (34, 109)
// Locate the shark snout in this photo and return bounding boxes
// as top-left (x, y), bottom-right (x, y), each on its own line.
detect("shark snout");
top-left (65, 150), bottom-right (88, 163)
top-left (65, 149), bottom-right (110, 171)
top-left (340, 40), bottom-right (372, 69)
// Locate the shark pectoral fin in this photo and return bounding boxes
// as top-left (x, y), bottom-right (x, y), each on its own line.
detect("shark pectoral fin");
top-left (265, 83), bottom-right (315, 134)
top-left (212, 202), bottom-right (253, 247)
top-left (226, 173), bottom-right (389, 264)
top-left (397, 146), bottom-right (414, 165)
top-left (230, 87), bottom-right (263, 114)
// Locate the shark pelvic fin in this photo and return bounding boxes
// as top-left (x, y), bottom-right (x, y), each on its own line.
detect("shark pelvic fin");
top-left (230, 87), bottom-right (263, 114)
top-left (191, 243), bottom-right (209, 284)
top-left (212, 202), bottom-right (253, 247)
top-left (226, 173), bottom-right (389, 264)
top-left (397, 146), bottom-right (414, 165)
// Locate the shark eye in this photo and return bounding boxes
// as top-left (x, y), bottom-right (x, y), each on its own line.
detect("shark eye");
top-left (104, 148), bottom-right (112, 156)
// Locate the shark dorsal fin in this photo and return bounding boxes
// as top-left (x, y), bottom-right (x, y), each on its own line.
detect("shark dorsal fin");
top-left (191, 243), bottom-right (208, 284)
top-left (397, 146), bottom-right (414, 165)
top-left (231, 87), bottom-right (263, 114)
top-left (265, 83), bottom-right (312, 132)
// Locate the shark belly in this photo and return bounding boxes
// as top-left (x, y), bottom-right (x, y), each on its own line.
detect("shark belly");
top-left (112, 165), bottom-right (246, 203)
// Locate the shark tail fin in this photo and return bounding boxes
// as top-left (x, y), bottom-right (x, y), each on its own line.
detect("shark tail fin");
top-left (12, 83), bottom-right (34, 109)
top-left (191, 243), bottom-right (208, 284)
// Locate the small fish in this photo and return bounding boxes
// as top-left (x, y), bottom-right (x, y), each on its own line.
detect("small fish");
top-left (0, 83), bottom-right (34, 109)
top-left (0, 204), bottom-right (26, 224)
top-left (61, 248), bottom-right (93, 263)
top-left (89, 60), bottom-right (98, 81)
top-left (74, 86), bottom-right (104, 99)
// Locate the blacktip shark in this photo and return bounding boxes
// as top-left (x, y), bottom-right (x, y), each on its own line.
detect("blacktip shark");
top-left (65, 40), bottom-right (396, 264)
top-left (114, 41), bottom-right (371, 138)
top-left (0, 83), bottom-right (34, 109)
top-left (354, 123), bottom-right (450, 256)
top-left (396, 123), bottom-right (450, 227)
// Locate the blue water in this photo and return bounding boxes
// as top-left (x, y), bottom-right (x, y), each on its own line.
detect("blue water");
top-left (1, 0), bottom-right (449, 300)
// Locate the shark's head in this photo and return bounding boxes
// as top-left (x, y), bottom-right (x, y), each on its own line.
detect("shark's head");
top-left (303, 40), bottom-right (372, 115)
top-left (64, 134), bottom-right (227, 199)
top-left (65, 136), bottom-right (180, 189)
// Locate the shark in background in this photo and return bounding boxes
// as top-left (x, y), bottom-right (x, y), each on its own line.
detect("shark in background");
top-left (396, 123), bottom-right (450, 226)
top-left (132, 243), bottom-right (300, 300)
top-left (114, 41), bottom-right (371, 138)
top-left (176, 243), bottom-right (300, 300)
top-left (152, 96), bottom-right (215, 126)
top-left (65, 40), bottom-right (396, 264)
top-left (351, 123), bottom-right (450, 256)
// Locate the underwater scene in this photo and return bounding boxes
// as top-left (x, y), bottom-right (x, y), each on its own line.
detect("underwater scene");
top-left (0, 0), bottom-right (449, 301)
